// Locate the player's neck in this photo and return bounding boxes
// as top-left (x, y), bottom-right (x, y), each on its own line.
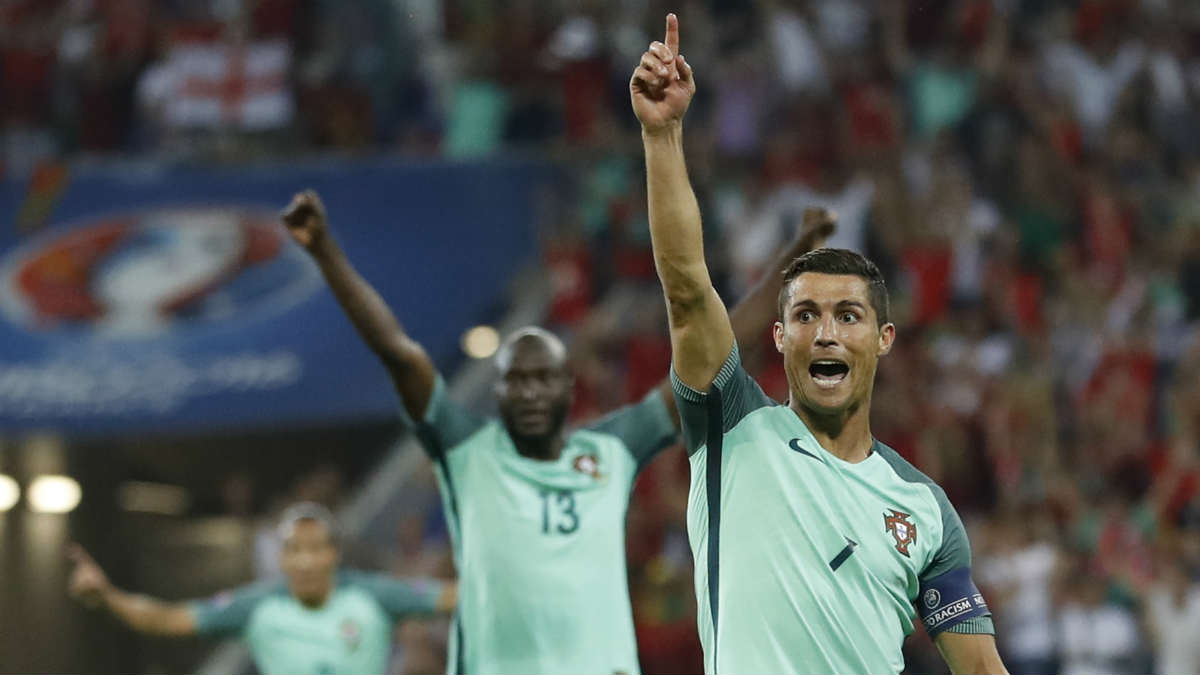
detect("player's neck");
top-left (790, 398), bottom-right (874, 463)
top-left (294, 586), bottom-right (333, 609)
top-left (512, 433), bottom-right (566, 461)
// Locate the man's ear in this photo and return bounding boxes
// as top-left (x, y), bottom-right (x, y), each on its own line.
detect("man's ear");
top-left (878, 322), bottom-right (896, 356)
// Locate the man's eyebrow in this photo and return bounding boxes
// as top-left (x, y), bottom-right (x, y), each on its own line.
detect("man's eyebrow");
top-left (789, 299), bottom-right (868, 310)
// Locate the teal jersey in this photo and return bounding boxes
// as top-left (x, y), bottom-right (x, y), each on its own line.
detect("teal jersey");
top-left (672, 345), bottom-right (994, 674)
top-left (410, 375), bottom-right (676, 674)
top-left (190, 570), bottom-right (444, 675)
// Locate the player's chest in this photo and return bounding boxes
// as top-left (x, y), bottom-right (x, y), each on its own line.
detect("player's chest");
top-left (455, 447), bottom-right (628, 540)
top-left (722, 437), bottom-right (935, 587)
top-left (249, 595), bottom-right (387, 657)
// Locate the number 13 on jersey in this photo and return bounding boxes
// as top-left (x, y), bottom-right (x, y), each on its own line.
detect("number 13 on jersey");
top-left (540, 489), bottom-right (579, 534)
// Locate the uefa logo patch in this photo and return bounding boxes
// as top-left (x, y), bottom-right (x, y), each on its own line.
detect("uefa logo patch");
top-left (924, 588), bottom-right (941, 609)
top-left (0, 206), bottom-right (320, 337)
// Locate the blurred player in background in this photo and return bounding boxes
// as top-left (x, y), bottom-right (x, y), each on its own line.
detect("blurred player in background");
top-left (631, 14), bottom-right (1007, 675)
top-left (68, 502), bottom-right (454, 675)
top-left (281, 190), bottom-right (832, 673)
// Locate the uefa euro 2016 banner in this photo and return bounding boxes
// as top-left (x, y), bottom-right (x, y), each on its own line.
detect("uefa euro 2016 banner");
top-left (0, 158), bottom-right (549, 436)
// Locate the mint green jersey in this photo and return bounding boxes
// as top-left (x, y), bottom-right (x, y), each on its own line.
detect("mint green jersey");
top-left (410, 375), bottom-right (676, 674)
top-left (672, 345), bottom-right (994, 674)
top-left (189, 570), bottom-right (444, 675)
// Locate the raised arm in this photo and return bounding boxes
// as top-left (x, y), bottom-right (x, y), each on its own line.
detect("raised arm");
top-left (282, 191), bottom-right (436, 421)
top-left (632, 14), bottom-right (733, 391)
top-left (68, 545), bottom-right (197, 637)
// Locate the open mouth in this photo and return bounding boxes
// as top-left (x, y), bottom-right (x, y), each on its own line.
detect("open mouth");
top-left (809, 360), bottom-right (850, 387)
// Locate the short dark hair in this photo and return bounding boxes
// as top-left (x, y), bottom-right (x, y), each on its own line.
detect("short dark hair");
top-left (777, 248), bottom-right (890, 326)
top-left (278, 501), bottom-right (340, 547)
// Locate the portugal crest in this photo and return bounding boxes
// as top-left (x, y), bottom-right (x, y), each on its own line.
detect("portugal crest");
top-left (884, 509), bottom-right (916, 557)
top-left (572, 453), bottom-right (601, 479)
top-left (340, 618), bottom-right (362, 650)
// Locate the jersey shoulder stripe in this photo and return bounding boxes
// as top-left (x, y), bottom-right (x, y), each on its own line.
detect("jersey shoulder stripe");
top-left (703, 387), bottom-right (724, 668)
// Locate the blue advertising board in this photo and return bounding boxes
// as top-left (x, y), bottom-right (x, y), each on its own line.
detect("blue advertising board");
top-left (0, 158), bottom-right (549, 436)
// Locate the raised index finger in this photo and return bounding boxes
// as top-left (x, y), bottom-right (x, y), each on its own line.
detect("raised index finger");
top-left (665, 13), bottom-right (679, 57)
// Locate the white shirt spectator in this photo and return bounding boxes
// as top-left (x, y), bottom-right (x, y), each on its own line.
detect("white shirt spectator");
top-left (1058, 598), bottom-right (1141, 675)
top-left (979, 542), bottom-right (1059, 667)
top-left (1041, 41), bottom-right (1145, 141)
top-left (764, 6), bottom-right (828, 95)
top-left (1146, 584), bottom-right (1200, 675)
top-left (951, 199), bottom-right (1001, 302)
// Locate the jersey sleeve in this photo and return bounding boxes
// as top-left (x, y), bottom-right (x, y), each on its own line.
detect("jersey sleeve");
top-left (670, 342), bottom-right (775, 456)
top-left (344, 571), bottom-right (447, 620)
top-left (917, 488), bottom-right (995, 638)
top-left (401, 374), bottom-right (488, 458)
top-left (586, 389), bottom-right (677, 471)
top-left (189, 579), bottom-right (283, 637)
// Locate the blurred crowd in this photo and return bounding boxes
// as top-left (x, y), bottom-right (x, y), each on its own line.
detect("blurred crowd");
top-left (7, 0), bottom-right (1200, 673)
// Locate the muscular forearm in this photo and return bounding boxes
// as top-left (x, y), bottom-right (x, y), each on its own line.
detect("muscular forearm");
top-left (101, 586), bottom-right (196, 637)
top-left (643, 125), bottom-right (711, 317)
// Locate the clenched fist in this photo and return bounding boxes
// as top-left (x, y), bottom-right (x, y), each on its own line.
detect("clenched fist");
top-left (280, 190), bottom-right (329, 251)
top-left (799, 207), bottom-right (838, 252)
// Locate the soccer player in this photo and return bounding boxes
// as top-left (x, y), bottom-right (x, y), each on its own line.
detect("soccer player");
top-left (630, 14), bottom-right (1008, 675)
top-left (280, 190), bottom-right (833, 673)
top-left (67, 502), bottom-right (454, 675)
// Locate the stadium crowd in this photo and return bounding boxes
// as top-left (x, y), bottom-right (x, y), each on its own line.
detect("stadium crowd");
top-left (5, 0), bottom-right (1200, 673)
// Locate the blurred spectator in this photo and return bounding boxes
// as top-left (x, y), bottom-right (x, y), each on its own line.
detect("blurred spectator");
top-left (1144, 556), bottom-right (1200, 675)
top-left (1057, 566), bottom-right (1143, 675)
top-left (1039, 8), bottom-right (1145, 145)
top-left (763, 0), bottom-right (829, 97)
top-left (977, 509), bottom-right (1061, 675)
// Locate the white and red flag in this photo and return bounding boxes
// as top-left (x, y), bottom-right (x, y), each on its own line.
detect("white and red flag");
top-left (147, 38), bottom-right (294, 131)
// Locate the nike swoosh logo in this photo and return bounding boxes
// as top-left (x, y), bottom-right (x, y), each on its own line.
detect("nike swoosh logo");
top-left (789, 438), bottom-right (821, 461)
